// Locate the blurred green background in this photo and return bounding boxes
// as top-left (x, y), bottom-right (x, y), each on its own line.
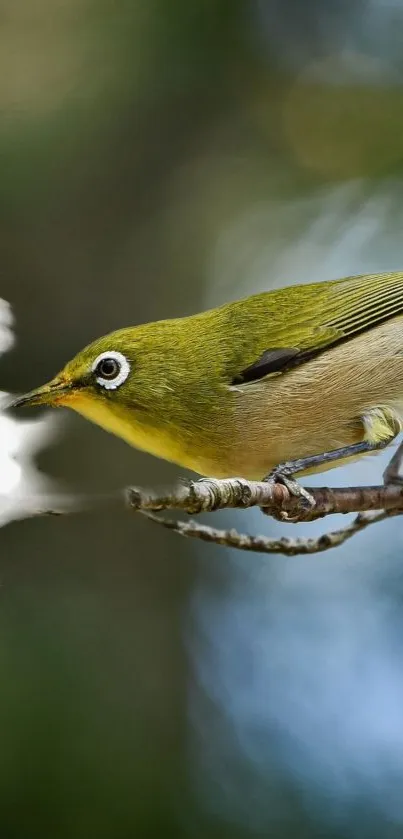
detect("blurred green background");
top-left (3, 1), bottom-right (403, 836)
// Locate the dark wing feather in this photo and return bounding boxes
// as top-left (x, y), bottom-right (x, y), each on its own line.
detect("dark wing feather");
top-left (232, 348), bottom-right (300, 384)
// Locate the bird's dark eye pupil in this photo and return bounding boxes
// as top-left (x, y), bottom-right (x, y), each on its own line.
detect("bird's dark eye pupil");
top-left (97, 357), bottom-right (120, 379)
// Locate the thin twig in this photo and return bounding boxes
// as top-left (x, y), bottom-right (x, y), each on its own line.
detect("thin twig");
top-left (139, 508), bottom-right (398, 555)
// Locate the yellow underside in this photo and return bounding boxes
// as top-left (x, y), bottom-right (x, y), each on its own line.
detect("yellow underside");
top-left (63, 392), bottom-right (197, 470)
top-left (62, 393), bottom-right (395, 480)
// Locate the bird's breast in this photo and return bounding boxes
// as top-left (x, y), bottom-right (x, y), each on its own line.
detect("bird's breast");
top-left (66, 392), bottom-right (210, 471)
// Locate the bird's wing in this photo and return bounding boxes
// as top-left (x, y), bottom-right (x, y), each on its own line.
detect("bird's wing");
top-left (232, 272), bottom-right (403, 385)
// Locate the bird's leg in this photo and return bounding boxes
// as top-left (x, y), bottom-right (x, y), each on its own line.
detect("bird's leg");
top-left (263, 438), bottom-right (394, 520)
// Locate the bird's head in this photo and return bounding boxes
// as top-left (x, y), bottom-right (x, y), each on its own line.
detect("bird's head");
top-left (9, 328), bottom-right (160, 456)
top-left (11, 332), bottom-right (135, 412)
top-left (9, 322), bottom-right (209, 467)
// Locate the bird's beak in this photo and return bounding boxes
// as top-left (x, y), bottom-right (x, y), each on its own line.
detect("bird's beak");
top-left (9, 376), bottom-right (74, 409)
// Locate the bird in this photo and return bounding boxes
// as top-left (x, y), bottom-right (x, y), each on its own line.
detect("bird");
top-left (10, 272), bottom-right (403, 493)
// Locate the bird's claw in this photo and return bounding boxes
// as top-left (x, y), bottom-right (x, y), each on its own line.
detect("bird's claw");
top-left (261, 466), bottom-right (316, 522)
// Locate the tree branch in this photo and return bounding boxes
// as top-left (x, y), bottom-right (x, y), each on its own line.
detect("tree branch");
top-left (126, 478), bottom-right (403, 556)
top-left (15, 478), bottom-right (403, 557)
top-left (127, 478), bottom-right (403, 519)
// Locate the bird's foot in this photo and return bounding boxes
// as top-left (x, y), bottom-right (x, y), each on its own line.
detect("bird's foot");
top-left (261, 462), bottom-right (316, 522)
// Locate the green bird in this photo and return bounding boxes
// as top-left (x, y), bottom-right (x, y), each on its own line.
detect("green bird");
top-left (11, 272), bottom-right (403, 488)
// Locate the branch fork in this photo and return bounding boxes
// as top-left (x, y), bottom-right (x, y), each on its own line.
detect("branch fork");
top-left (127, 477), bottom-right (403, 556)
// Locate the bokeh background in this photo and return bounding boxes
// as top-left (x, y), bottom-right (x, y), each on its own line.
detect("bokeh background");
top-left (2, 1), bottom-right (403, 836)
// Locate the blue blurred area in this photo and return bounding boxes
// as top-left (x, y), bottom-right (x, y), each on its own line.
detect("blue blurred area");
top-left (189, 179), bottom-right (403, 836)
top-left (4, 1), bottom-right (403, 837)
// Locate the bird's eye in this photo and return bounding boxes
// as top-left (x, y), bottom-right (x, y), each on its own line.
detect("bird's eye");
top-left (97, 357), bottom-right (119, 379)
top-left (91, 351), bottom-right (130, 390)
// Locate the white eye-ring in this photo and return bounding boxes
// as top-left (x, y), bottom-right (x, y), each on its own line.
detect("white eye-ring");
top-left (92, 350), bottom-right (130, 390)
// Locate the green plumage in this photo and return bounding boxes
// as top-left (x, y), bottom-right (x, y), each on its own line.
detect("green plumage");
top-left (12, 272), bottom-right (403, 479)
